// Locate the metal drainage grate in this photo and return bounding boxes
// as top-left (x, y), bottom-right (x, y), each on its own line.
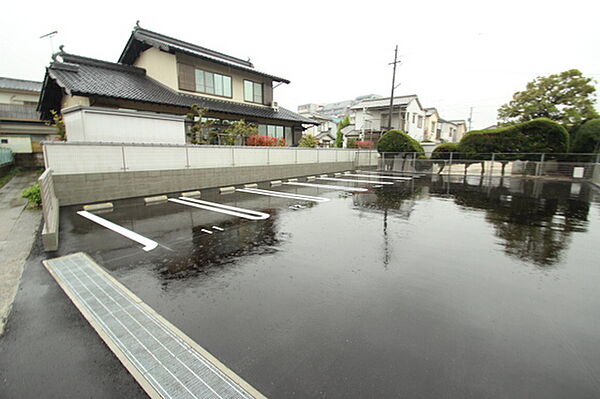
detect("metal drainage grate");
top-left (43, 253), bottom-right (263, 399)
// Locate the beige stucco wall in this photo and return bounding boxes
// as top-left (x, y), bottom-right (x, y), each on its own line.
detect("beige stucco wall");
top-left (62, 95), bottom-right (90, 110)
top-left (0, 90), bottom-right (39, 104)
top-left (134, 47), bottom-right (179, 90)
top-left (177, 53), bottom-right (274, 107)
top-left (132, 48), bottom-right (274, 107)
top-left (424, 112), bottom-right (439, 141)
top-left (0, 135), bottom-right (32, 153)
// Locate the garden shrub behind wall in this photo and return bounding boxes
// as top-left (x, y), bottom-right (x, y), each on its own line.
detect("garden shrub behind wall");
top-left (458, 118), bottom-right (569, 160)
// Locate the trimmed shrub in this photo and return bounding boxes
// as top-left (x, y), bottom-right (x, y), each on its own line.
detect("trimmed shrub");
top-left (431, 142), bottom-right (461, 159)
top-left (246, 135), bottom-right (285, 146)
top-left (377, 130), bottom-right (425, 154)
top-left (347, 138), bottom-right (358, 148)
top-left (458, 118), bottom-right (569, 159)
top-left (571, 119), bottom-right (600, 153)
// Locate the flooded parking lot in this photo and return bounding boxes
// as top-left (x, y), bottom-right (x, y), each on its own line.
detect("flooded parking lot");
top-left (2, 175), bottom-right (600, 398)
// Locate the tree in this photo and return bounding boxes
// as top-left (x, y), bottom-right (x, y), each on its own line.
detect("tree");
top-left (222, 119), bottom-right (258, 145)
top-left (46, 110), bottom-right (66, 141)
top-left (498, 69), bottom-right (598, 126)
top-left (571, 119), bottom-right (600, 153)
top-left (186, 105), bottom-right (214, 144)
top-left (298, 134), bottom-right (319, 148)
top-left (335, 115), bottom-right (350, 148)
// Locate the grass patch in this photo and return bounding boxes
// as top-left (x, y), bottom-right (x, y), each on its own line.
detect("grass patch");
top-left (0, 167), bottom-right (23, 189)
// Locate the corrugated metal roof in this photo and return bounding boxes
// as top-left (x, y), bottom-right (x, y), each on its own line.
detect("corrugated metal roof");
top-left (0, 104), bottom-right (40, 120)
top-left (0, 77), bottom-right (42, 93)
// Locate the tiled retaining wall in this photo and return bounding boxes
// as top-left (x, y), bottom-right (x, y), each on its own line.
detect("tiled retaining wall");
top-left (54, 161), bottom-right (355, 206)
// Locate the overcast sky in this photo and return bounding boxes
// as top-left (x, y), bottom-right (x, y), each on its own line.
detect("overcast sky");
top-left (1, 0), bottom-right (599, 129)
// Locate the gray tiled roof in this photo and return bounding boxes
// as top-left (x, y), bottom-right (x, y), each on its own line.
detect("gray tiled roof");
top-left (0, 77), bottom-right (42, 93)
top-left (42, 53), bottom-right (315, 125)
top-left (119, 27), bottom-right (290, 84)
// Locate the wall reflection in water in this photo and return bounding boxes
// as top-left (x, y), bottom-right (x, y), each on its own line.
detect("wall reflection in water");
top-left (159, 213), bottom-right (282, 279)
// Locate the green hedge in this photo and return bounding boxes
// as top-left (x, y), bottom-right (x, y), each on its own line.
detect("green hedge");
top-left (430, 142), bottom-right (461, 159)
top-left (571, 119), bottom-right (600, 153)
top-left (458, 118), bottom-right (569, 159)
top-left (377, 130), bottom-right (424, 154)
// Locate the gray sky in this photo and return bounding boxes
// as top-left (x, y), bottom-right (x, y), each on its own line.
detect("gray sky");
top-left (1, 0), bottom-right (599, 129)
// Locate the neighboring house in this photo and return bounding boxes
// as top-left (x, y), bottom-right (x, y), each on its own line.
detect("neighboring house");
top-left (437, 119), bottom-right (458, 142)
top-left (38, 25), bottom-right (315, 145)
top-left (298, 94), bottom-right (381, 120)
top-left (449, 120), bottom-right (467, 141)
top-left (0, 77), bottom-right (58, 166)
top-left (351, 94), bottom-right (426, 143)
top-left (424, 107), bottom-right (440, 142)
top-left (298, 113), bottom-right (337, 147)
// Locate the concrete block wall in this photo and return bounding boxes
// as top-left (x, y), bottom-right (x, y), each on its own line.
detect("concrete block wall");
top-left (54, 161), bottom-right (355, 205)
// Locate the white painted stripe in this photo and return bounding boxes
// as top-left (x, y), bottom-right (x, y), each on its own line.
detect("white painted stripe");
top-left (201, 229), bottom-right (214, 234)
top-left (237, 188), bottom-right (330, 202)
top-left (317, 177), bottom-right (394, 185)
top-left (212, 226), bottom-right (224, 231)
top-left (168, 198), bottom-right (270, 221)
top-left (343, 173), bottom-right (412, 180)
top-left (77, 211), bottom-right (158, 252)
top-left (180, 197), bottom-right (270, 219)
top-left (284, 181), bottom-right (368, 192)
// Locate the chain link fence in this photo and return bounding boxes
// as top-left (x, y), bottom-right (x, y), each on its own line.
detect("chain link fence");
top-left (378, 152), bottom-right (600, 180)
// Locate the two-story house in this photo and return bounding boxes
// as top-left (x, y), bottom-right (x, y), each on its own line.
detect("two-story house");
top-left (0, 77), bottom-right (57, 165)
top-left (38, 25), bottom-right (315, 145)
top-left (350, 95), bottom-right (426, 143)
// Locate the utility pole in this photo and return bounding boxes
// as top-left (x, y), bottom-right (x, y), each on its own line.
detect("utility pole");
top-left (468, 106), bottom-right (473, 131)
top-left (387, 45), bottom-right (400, 130)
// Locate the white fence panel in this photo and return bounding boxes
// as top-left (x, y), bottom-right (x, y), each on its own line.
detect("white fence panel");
top-left (188, 147), bottom-right (232, 168)
top-left (268, 148), bottom-right (296, 165)
top-left (123, 146), bottom-right (186, 171)
top-left (318, 149), bottom-right (336, 163)
top-left (45, 144), bottom-right (124, 174)
top-left (232, 147), bottom-right (269, 166)
top-left (297, 150), bottom-right (318, 164)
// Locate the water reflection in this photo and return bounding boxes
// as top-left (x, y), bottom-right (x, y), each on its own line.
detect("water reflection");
top-left (159, 214), bottom-right (282, 279)
top-left (429, 177), bottom-right (591, 266)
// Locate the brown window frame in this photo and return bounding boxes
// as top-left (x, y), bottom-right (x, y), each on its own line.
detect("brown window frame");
top-left (243, 80), bottom-right (264, 104)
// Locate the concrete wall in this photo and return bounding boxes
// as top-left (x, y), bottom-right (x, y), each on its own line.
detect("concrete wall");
top-left (43, 142), bottom-right (372, 174)
top-left (53, 161), bottom-right (356, 205)
top-left (62, 106), bottom-right (186, 144)
top-left (39, 169), bottom-right (59, 251)
top-left (0, 135), bottom-right (32, 153)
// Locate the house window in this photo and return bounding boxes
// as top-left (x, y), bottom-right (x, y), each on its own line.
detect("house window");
top-left (1, 139), bottom-right (8, 144)
top-left (194, 69), bottom-right (232, 97)
top-left (244, 80), bottom-right (263, 104)
top-left (412, 113), bottom-right (416, 124)
top-left (258, 124), bottom-right (286, 139)
top-left (418, 116), bottom-right (423, 128)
